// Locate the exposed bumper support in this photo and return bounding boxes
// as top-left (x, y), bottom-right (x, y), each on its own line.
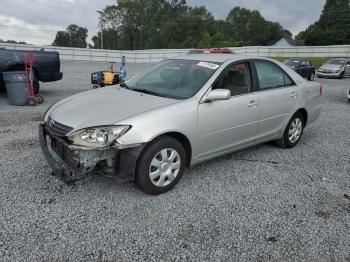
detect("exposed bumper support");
top-left (39, 123), bottom-right (74, 184)
top-left (39, 123), bottom-right (145, 184)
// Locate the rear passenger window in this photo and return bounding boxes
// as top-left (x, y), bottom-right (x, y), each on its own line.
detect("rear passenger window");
top-left (255, 61), bottom-right (294, 90)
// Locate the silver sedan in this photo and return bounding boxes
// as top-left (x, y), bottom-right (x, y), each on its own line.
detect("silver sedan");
top-left (39, 54), bottom-right (322, 194)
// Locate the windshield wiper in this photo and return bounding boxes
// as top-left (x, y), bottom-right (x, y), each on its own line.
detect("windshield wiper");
top-left (120, 82), bottom-right (131, 89)
top-left (131, 88), bottom-right (163, 97)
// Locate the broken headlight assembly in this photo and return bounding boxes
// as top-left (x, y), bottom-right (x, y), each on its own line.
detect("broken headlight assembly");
top-left (68, 125), bottom-right (131, 148)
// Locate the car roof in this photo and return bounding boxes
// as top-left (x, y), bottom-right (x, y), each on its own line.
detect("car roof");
top-left (170, 54), bottom-right (259, 63)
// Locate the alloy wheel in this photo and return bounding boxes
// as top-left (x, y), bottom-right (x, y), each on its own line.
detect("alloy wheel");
top-left (288, 118), bottom-right (303, 144)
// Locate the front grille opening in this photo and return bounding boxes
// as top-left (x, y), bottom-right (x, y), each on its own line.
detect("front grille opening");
top-left (46, 116), bottom-right (73, 137)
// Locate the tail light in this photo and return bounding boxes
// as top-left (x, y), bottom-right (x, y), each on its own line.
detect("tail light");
top-left (320, 84), bottom-right (323, 96)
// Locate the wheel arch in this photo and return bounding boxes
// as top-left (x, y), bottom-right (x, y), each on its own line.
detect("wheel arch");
top-left (4, 63), bottom-right (39, 79)
top-left (294, 108), bottom-right (308, 126)
top-left (142, 131), bottom-right (192, 167)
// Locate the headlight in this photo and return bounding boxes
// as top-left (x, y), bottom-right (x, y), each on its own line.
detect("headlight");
top-left (68, 125), bottom-right (130, 148)
top-left (334, 69), bottom-right (341, 73)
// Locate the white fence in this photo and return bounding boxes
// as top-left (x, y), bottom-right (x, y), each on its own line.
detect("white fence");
top-left (1, 42), bottom-right (350, 63)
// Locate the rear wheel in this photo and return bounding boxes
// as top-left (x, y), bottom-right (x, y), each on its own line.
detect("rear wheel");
top-left (136, 136), bottom-right (186, 195)
top-left (276, 112), bottom-right (305, 148)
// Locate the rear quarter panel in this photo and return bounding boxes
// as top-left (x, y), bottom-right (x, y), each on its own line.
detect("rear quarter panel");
top-left (298, 80), bottom-right (322, 125)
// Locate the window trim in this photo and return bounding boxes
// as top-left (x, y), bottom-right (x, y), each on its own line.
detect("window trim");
top-left (211, 59), bottom-right (255, 98)
top-left (252, 59), bottom-right (296, 92)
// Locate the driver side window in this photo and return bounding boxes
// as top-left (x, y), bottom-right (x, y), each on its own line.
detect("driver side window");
top-left (212, 62), bottom-right (251, 97)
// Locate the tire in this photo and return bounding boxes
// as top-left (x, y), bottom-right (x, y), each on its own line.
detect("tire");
top-left (35, 94), bottom-right (44, 104)
top-left (27, 97), bottom-right (37, 106)
top-left (136, 136), bottom-right (186, 195)
top-left (338, 71), bottom-right (344, 79)
top-left (308, 72), bottom-right (315, 81)
top-left (276, 112), bottom-right (305, 148)
top-left (33, 74), bottom-right (40, 94)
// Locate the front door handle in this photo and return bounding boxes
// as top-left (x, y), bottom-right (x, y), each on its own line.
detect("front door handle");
top-left (248, 100), bottom-right (258, 108)
top-left (290, 92), bottom-right (298, 98)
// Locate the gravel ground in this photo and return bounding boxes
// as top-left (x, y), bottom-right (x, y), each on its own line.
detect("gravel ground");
top-left (0, 61), bottom-right (349, 262)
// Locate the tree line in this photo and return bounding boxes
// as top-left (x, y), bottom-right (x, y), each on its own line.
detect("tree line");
top-left (52, 0), bottom-right (350, 50)
top-left (296, 0), bottom-right (350, 45)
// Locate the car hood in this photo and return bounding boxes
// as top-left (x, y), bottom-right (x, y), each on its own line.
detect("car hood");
top-left (320, 64), bottom-right (343, 70)
top-left (48, 86), bottom-right (178, 132)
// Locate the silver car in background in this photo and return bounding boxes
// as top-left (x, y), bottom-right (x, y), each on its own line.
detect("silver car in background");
top-left (317, 58), bottom-right (350, 79)
top-left (39, 54), bottom-right (322, 194)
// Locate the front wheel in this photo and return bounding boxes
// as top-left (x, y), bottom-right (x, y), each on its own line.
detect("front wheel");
top-left (136, 136), bottom-right (186, 195)
top-left (338, 71), bottom-right (345, 79)
top-left (276, 112), bottom-right (305, 148)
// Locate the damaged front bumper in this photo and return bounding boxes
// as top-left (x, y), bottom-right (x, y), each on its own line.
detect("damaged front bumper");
top-left (39, 122), bottom-right (145, 184)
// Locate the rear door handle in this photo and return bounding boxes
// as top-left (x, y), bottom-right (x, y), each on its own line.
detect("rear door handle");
top-left (248, 100), bottom-right (258, 108)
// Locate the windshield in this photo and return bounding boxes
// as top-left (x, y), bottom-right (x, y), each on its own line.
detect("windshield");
top-left (126, 59), bottom-right (221, 99)
top-left (328, 59), bottom-right (345, 66)
top-left (284, 60), bottom-right (300, 67)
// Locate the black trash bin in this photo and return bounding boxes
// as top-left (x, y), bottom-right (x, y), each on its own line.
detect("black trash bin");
top-left (2, 71), bottom-right (32, 106)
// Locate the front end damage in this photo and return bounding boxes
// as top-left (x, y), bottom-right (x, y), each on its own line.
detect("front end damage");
top-left (39, 122), bottom-right (145, 185)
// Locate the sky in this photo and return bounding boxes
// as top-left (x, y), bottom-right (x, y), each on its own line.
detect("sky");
top-left (0, 0), bottom-right (326, 46)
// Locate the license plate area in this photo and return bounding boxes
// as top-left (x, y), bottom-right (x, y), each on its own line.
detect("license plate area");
top-left (50, 136), bottom-right (77, 167)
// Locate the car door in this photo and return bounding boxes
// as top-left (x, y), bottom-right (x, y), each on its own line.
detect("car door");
top-left (253, 60), bottom-right (299, 140)
top-left (197, 61), bottom-right (259, 159)
top-left (299, 60), bottom-right (309, 78)
top-left (345, 60), bottom-right (350, 77)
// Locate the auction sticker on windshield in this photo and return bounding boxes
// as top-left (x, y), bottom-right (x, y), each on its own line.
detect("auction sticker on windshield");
top-left (197, 61), bottom-right (220, 70)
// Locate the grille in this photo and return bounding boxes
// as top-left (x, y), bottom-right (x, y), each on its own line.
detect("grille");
top-left (46, 116), bottom-right (73, 137)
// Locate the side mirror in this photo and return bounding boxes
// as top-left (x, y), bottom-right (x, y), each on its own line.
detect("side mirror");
top-left (203, 89), bottom-right (231, 103)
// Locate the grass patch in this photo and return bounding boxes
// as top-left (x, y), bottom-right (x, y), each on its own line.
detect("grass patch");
top-left (271, 57), bottom-right (331, 69)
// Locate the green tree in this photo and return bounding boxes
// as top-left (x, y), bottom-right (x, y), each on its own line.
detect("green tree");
top-left (91, 1), bottom-right (291, 50)
top-left (52, 31), bottom-right (70, 47)
top-left (295, 31), bottom-right (306, 41)
top-left (0, 39), bottom-right (26, 44)
top-left (302, 0), bottom-right (350, 45)
top-left (197, 31), bottom-right (211, 48)
top-left (52, 24), bottom-right (88, 48)
top-left (90, 29), bottom-right (119, 49)
top-left (226, 7), bottom-right (286, 46)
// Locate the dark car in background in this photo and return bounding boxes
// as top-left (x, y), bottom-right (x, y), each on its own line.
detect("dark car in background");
top-left (284, 58), bottom-right (316, 81)
top-left (0, 48), bottom-right (63, 94)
